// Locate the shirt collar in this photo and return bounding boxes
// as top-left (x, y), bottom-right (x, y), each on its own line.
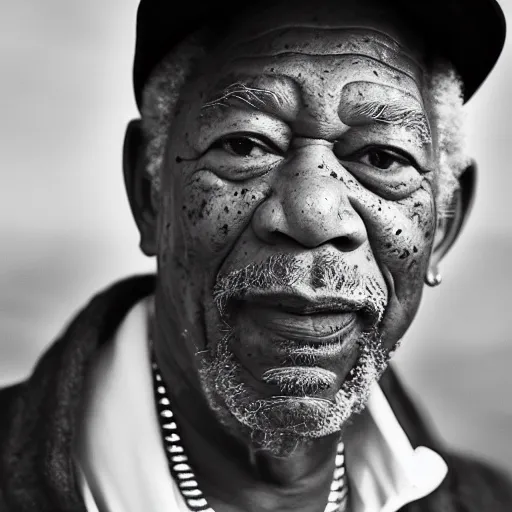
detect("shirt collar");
top-left (76, 297), bottom-right (447, 512)
top-left (344, 383), bottom-right (447, 512)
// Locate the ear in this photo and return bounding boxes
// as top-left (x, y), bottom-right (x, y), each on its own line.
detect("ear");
top-left (123, 119), bottom-right (157, 256)
top-left (429, 159), bottom-right (477, 267)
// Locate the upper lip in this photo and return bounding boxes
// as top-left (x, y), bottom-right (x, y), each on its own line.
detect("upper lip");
top-left (239, 291), bottom-right (361, 315)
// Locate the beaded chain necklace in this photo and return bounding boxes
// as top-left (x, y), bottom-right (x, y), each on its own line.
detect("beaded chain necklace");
top-left (150, 352), bottom-right (350, 512)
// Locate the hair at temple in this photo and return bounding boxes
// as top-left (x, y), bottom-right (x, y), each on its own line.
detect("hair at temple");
top-left (140, 30), bottom-right (469, 216)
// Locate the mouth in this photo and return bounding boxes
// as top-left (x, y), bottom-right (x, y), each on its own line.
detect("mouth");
top-left (241, 291), bottom-right (362, 314)
top-left (236, 292), bottom-right (361, 342)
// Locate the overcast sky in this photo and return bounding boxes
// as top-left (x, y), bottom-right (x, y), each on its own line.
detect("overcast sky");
top-left (1, 0), bottom-right (511, 472)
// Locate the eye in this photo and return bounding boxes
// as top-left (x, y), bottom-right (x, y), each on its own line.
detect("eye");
top-left (335, 144), bottom-right (426, 200)
top-left (359, 148), bottom-right (413, 171)
top-left (212, 135), bottom-right (275, 158)
top-left (200, 132), bottom-right (285, 182)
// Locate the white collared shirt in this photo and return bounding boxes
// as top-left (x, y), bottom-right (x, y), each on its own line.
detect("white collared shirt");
top-left (75, 298), bottom-right (447, 512)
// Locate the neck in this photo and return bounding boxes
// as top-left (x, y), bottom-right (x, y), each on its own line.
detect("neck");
top-left (152, 292), bottom-right (343, 512)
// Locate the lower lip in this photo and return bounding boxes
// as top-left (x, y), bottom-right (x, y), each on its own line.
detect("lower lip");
top-left (245, 305), bottom-right (357, 341)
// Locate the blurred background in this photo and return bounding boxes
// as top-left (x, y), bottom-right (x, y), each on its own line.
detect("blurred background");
top-left (1, 0), bottom-right (511, 475)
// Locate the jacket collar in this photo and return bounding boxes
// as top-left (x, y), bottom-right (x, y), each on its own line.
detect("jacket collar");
top-left (1, 275), bottom-right (156, 512)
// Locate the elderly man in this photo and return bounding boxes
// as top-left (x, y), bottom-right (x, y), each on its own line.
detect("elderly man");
top-left (1, 0), bottom-right (511, 510)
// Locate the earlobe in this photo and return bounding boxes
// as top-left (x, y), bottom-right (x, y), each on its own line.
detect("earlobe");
top-left (123, 119), bottom-right (158, 256)
top-left (428, 160), bottom-right (477, 274)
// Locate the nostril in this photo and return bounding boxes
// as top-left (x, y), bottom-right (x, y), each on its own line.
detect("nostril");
top-left (267, 230), bottom-right (298, 247)
top-left (331, 235), bottom-right (360, 252)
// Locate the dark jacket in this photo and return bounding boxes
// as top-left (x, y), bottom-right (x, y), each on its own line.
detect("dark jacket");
top-left (1, 275), bottom-right (512, 512)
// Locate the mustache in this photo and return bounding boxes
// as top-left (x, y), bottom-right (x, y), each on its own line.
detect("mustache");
top-left (213, 253), bottom-right (387, 324)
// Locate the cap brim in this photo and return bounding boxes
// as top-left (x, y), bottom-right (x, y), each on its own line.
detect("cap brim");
top-left (396, 0), bottom-right (506, 101)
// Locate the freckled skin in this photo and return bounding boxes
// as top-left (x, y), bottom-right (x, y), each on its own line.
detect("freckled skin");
top-left (158, 47), bottom-right (436, 364)
top-left (139, 1), bottom-right (461, 510)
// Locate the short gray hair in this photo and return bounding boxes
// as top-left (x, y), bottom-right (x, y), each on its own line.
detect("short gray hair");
top-left (141, 34), bottom-right (469, 214)
top-left (141, 32), bottom-right (208, 190)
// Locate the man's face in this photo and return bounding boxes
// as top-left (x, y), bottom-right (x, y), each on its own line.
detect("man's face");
top-left (155, 0), bottom-right (437, 451)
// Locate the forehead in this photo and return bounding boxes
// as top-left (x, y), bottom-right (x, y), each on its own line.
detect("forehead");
top-left (205, 50), bottom-right (423, 105)
top-left (199, 0), bottom-right (428, 105)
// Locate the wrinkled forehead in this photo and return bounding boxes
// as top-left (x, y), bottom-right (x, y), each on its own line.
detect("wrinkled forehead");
top-left (220, 0), bottom-right (427, 63)
top-left (201, 0), bottom-right (428, 103)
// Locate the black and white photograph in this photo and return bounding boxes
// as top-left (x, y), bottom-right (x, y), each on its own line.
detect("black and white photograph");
top-left (1, 1), bottom-right (511, 511)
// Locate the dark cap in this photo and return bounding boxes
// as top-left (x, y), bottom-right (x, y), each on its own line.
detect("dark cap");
top-left (133, 0), bottom-right (506, 109)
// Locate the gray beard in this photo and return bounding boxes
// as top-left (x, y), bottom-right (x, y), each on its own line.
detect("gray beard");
top-left (199, 251), bottom-right (389, 456)
top-left (197, 328), bottom-right (389, 456)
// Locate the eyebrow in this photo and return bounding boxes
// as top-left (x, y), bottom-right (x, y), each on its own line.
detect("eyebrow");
top-left (345, 100), bottom-right (432, 145)
top-left (201, 78), bottom-right (432, 146)
top-left (201, 81), bottom-right (285, 112)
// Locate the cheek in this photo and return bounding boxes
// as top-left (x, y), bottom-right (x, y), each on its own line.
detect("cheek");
top-left (156, 167), bottom-right (270, 348)
top-left (351, 179), bottom-right (436, 340)
top-left (378, 190), bottom-right (436, 299)
top-left (371, 187), bottom-right (434, 250)
top-left (352, 180), bottom-right (436, 276)
top-left (180, 169), bottom-right (270, 261)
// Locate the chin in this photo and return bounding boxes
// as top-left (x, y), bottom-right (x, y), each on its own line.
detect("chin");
top-left (198, 328), bottom-right (390, 453)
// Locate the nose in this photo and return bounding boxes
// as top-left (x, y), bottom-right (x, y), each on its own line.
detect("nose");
top-left (252, 145), bottom-right (367, 251)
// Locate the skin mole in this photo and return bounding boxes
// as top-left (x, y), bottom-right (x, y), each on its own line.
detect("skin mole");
top-left (399, 249), bottom-right (410, 259)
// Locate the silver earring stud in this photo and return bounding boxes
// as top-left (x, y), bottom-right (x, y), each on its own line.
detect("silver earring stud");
top-left (425, 269), bottom-right (442, 287)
